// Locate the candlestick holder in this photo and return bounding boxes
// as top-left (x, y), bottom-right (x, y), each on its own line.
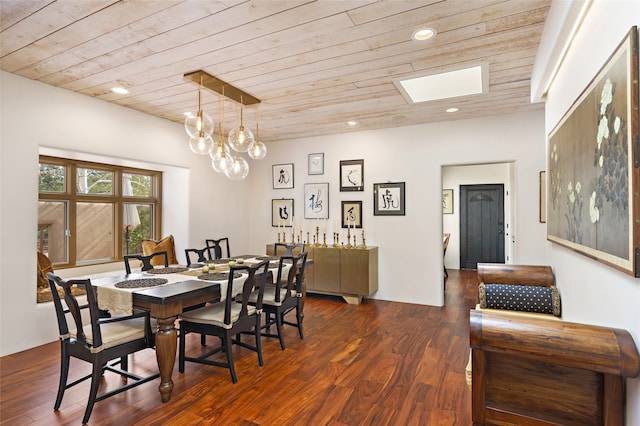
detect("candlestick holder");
top-left (360, 230), bottom-right (367, 248)
top-left (333, 232), bottom-right (340, 247)
top-left (313, 235), bottom-right (316, 246)
top-left (346, 227), bottom-right (352, 248)
top-left (306, 232), bottom-right (310, 245)
top-left (314, 226), bottom-right (320, 247)
top-left (291, 230), bottom-right (295, 244)
top-left (277, 232), bottom-right (281, 243)
top-left (322, 233), bottom-right (327, 247)
top-left (353, 234), bottom-right (357, 248)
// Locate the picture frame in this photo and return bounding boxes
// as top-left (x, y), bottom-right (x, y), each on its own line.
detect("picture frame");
top-left (547, 27), bottom-right (639, 276)
top-left (340, 159), bottom-right (364, 191)
top-left (308, 153), bottom-right (324, 175)
top-left (442, 189), bottom-right (453, 214)
top-left (341, 201), bottom-right (362, 228)
top-left (373, 182), bottom-right (405, 216)
top-left (539, 171), bottom-right (546, 223)
top-left (271, 198), bottom-right (294, 227)
top-left (304, 182), bottom-right (329, 219)
top-left (272, 163), bottom-right (294, 189)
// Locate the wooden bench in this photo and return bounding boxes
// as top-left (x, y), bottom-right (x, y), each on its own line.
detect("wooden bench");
top-left (470, 307), bottom-right (639, 426)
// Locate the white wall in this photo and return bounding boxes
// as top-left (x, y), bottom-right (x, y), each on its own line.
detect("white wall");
top-left (243, 110), bottom-right (547, 306)
top-left (541, 1), bottom-right (640, 423)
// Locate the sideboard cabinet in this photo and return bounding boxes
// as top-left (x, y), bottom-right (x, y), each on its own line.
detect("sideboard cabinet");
top-left (266, 244), bottom-right (378, 304)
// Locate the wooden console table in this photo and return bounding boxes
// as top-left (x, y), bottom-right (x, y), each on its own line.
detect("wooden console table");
top-left (266, 244), bottom-right (378, 304)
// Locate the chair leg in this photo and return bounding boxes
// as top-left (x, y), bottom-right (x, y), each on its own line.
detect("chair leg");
top-left (82, 361), bottom-right (103, 424)
top-left (178, 327), bottom-right (186, 373)
top-left (224, 331), bottom-right (237, 384)
top-left (54, 344), bottom-right (70, 410)
top-left (296, 305), bottom-right (304, 339)
top-left (275, 310), bottom-right (285, 350)
top-left (255, 316), bottom-right (264, 366)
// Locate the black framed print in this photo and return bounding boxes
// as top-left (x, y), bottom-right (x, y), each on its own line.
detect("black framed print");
top-left (308, 153), bottom-right (324, 175)
top-left (341, 201), bottom-right (362, 228)
top-left (340, 159), bottom-right (364, 191)
top-left (304, 182), bottom-right (329, 219)
top-left (272, 163), bottom-right (294, 189)
top-left (272, 198), bottom-right (293, 227)
top-left (373, 182), bottom-right (405, 216)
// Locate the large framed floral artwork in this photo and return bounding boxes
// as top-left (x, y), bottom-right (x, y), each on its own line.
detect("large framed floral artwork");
top-left (547, 27), bottom-right (639, 276)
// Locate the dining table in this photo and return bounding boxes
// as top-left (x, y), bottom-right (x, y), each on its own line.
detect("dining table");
top-left (87, 255), bottom-right (284, 403)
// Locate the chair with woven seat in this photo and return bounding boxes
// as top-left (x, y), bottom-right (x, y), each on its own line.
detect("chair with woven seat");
top-left (123, 251), bottom-right (168, 274)
top-left (184, 247), bottom-right (212, 267)
top-left (205, 237), bottom-right (231, 259)
top-left (46, 273), bottom-right (158, 425)
top-left (253, 252), bottom-right (307, 350)
top-left (273, 242), bottom-right (305, 257)
top-left (178, 260), bottom-right (269, 383)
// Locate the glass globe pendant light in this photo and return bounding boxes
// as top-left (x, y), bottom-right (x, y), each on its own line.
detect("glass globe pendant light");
top-left (247, 107), bottom-right (267, 160)
top-left (225, 154), bottom-right (249, 180)
top-left (185, 76), bottom-right (213, 155)
top-left (228, 97), bottom-right (254, 153)
top-left (189, 131), bottom-right (214, 155)
top-left (211, 123), bottom-right (233, 173)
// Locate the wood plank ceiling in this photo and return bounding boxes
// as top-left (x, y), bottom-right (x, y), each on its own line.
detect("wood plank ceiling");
top-left (0, 0), bottom-right (551, 143)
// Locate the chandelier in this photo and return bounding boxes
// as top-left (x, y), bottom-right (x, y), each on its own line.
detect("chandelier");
top-left (184, 70), bottom-right (266, 180)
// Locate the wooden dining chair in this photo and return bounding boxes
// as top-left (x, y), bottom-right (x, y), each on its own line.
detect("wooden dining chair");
top-left (178, 260), bottom-right (269, 383)
top-left (273, 242), bottom-right (305, 257)
top-left (252, 252), bottom-right (307, 350)
top-left (123, 251), bottom-right (168, 274)
top-left (205, 237), bottom-right (231, 259)
top-left (46, 273), bottom-right (158, 424)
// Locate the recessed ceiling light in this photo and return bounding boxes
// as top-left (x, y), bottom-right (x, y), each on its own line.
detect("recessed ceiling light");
top-left (412, 27), bottom-right (437, 41)
top-left (111, 87), bottom-right (129, 94)
top-left (446, 107), bottom-right (459, 113)
top-left (347, 120), bottom-right (360, 126)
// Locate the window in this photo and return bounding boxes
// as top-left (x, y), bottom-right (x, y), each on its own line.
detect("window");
top-left (38, 156), bottom-right (161, 267)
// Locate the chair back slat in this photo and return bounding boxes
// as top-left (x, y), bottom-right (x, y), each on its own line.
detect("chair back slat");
top-left (184, 247), bottom-right (210, 266)
top-left (274, 242), bottom-right (305, 257)
top-left (274, 252), bottom-right (306, 303)
top-left (47, 273), bottom-right (104, 348)
top-left (124, 251), bottom-right (168, 274)
top-left (225, 260), bottom-right (269, 325)
top-left (205, 237), bottom-right (231, 259)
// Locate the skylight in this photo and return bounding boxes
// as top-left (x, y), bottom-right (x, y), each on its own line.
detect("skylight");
top-left (394, 64), bottom-right (487, 104)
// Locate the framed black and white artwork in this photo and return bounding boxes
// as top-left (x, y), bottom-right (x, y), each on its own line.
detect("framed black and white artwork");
top-left (272, 198), bottom-right (293, 227)
top-left (272, 163), bottom-right (294, 189)
top-left (304, 183), bottom-right (329, 219)
top-left (340, 159), bottom-right (364, 191)
top-left (308, 153), bottom-right (324, 175)
top-left (373, 182), bottom-right (405, 216)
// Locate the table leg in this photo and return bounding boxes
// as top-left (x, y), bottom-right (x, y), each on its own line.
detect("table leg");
top-left (155, 316), bottom-right (177, 402)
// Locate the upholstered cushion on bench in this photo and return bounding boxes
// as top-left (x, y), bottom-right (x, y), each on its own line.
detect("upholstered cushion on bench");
top-left (479, 283), bottom-right (561, 317)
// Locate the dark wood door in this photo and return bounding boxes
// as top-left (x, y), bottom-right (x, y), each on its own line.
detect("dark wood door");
top-left (459, 184), bottom-right (505, 269)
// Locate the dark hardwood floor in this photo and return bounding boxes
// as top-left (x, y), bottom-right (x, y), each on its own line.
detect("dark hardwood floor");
top-left (0, 269), bottom-right (478, 425)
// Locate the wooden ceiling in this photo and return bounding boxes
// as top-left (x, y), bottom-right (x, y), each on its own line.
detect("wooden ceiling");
top-left (0, 0), bottom-right (551, 143)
